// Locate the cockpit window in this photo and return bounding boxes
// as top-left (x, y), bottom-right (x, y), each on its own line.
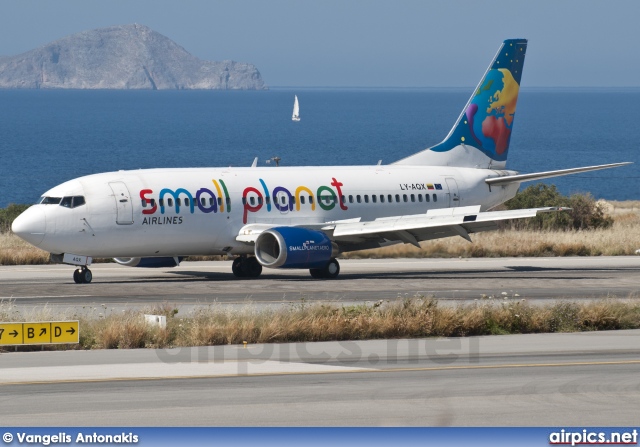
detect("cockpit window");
top-left (58, 196), bottom-right (86, 209)
top-left (40, 197), bottom-right (62, 205)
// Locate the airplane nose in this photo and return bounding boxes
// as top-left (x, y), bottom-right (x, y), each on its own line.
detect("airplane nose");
top-left (11, 206), bottom-right (46, 246)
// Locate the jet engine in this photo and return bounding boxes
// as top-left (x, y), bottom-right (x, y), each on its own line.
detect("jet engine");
top-left (254, 227), bottom-right (338, 269)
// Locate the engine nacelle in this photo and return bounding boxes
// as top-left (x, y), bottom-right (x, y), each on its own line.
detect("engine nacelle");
top-left (255, 227), bottom-right (337, 269)
top-left (113, 257), bottom-right (183, 268)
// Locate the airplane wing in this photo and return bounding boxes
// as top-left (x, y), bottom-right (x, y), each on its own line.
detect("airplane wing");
top-left (236, 205), bottom-right (567, 248)
top-left (324, 205), bottom-right (566, 247)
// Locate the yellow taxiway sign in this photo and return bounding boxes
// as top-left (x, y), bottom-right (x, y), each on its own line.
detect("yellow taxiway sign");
top-left (0, 321), bottom-right (79, 345)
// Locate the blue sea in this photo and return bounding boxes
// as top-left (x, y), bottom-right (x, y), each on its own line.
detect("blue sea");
top-left (0, 88), bottom-right (638, 208)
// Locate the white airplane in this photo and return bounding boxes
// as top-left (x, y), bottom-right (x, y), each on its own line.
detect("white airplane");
top-left (12, 39), bottom-right (631, 284)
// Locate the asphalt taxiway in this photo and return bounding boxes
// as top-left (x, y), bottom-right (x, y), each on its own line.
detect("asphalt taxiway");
top-left (1, 330), bottom-right (639, 426)
top-left (1, 257), bottom-right (638, 311)
top-left (1, 258), bottom-right (639, 426)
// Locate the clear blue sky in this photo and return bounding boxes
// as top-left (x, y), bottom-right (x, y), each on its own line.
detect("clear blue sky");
top-left (1, 0), bottom-right (638, 87)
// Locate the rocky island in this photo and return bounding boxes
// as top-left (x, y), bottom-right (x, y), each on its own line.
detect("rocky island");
top-left (0, 24), bottom-right (266, 90)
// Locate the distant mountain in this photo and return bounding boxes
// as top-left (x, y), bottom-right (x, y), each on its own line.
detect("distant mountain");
top-left (0, 24), bottom-right (266, 90)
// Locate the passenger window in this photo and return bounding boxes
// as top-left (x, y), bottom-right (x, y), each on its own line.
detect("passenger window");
top-left (226, 198), bottom-right (230, 207)
top-left (410, 194), bottom-right (415, 202)
top-left (403, 194), bottom-right (408, 203)
top-left (159, 198), bottom-right (164, 207)
top-left (349, 195), bottom-right (354, 203)
top-left (418, 194), bottom-right (423, 202)
top-left (433, 194), bottom-right (437, 202)
top-left (60, 197), bottom-right (72, 208)
top-left (388, 194), bottom-right (393, 203)
top-left (201, 198), bottom-right (206, 206)
top-left (291, 196), bottom-right (296, 205)
top-left (395, 194), bottom-right (400, 203)
top-left (142, 199), bottom-right (147, 207)
top-left (309, 196), bottom-right (314, 204)
top-left (364, 195), bottom-right (369, 203)
top-left (380, 195), bottom-right (385, 203)
top-left (184, 198), bottom-right (189, 206)
top-left (218, 197), bottom-right (222, 206)
top-left (356, 195), bottom-right (361, 203)
top-left (258, 197), bottom-right (263, 205)
top-left (266, 197), bottom-right (271, 205)
top-left (250, 197), bottom-right (255, 206)
top-left (372, 195), bottom-right (377, 203)
top-left (340, 195), bottom-right (344, 204)
top-left (177, 198), bottom-right (182, 206)
top-left (168, 198), bottom-right (173, 207)
top-left (300, 196), bottom-right (306, 205)
top-left (425, 194), bottom-right (430, 202)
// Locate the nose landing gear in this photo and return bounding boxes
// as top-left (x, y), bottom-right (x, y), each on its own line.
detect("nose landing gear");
top-left (73, 267), bottom-right (93, 284)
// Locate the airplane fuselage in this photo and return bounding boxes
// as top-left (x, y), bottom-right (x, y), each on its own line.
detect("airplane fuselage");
top-left (24, 165), bottom-right (519, 258)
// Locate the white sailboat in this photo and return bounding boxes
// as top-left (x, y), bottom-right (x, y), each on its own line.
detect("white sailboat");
top-left (292, 95), bottom-right (300, 121)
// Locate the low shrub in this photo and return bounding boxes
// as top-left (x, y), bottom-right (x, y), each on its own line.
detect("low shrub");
top-left (501, 184), bottom-right (613, 231)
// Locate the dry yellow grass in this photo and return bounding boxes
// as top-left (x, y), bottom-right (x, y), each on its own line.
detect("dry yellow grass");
top-left (2, 298), bottom-right (640, 351)
top-left (0, 233), bottom-right (50, 265)
top-left (603, 200), bottom-right (640, 214)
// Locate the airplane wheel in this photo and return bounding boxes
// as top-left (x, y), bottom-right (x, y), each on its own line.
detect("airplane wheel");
top-left (232, 257), bottom-right (245, 277)
top-left (242, 257), bottom-right (263, 278)
top-left (323, 258), bottom-right (340, 279)
top-left (310, 258), bottom-right (340, 279)
top-left (73, 269), bottom-right (82, 284)
top-left (80, 268), bottom-right (93, 284)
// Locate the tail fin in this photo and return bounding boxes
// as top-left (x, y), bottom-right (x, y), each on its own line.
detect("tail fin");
top-left (393, 39), bottom-right (527, 169)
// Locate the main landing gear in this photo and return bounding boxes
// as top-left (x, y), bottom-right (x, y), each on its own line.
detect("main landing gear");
top-left (232, 256), bottom-right (263, 278)
top-left (73, 267), bottom-right (93, 284)
top-left (231, 257), bottom-right (340, 279)
top-left (309, 258), bottom-right (340, 279)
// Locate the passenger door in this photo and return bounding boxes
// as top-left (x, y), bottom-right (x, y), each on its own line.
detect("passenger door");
top-left (109, 181), bottom-right (134, 225)
top-left (445, 178), bottom-right (460, 208)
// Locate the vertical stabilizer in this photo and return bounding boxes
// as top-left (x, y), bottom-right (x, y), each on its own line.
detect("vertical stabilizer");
top-left (393, 39), bottom-right (527, 169)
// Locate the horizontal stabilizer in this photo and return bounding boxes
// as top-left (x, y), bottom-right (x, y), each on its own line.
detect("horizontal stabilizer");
top-left (485, 162), bottom-right (632, 186)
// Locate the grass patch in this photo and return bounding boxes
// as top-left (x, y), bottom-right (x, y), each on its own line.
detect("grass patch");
top-left (2, 298), bottom-right (640, 351)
